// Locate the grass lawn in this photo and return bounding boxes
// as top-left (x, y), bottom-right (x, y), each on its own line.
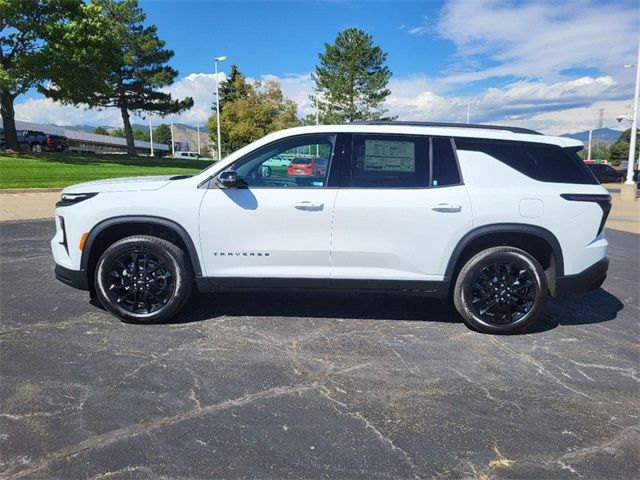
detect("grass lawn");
top-left (0, 152), bottom-right (214, 189)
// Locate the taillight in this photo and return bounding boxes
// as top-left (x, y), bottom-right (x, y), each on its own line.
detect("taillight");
top-left (45, 135), bottom-right (53, 145)
top-left (560, 193), bottom-right (612, 235)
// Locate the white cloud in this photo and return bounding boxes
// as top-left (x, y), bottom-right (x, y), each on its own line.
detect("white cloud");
top-left (404, 16), bottom-right (431, 36)
top-left (509, 99), bottom-right (631, 135)
top-left (436, 0), bottom-right (639, 85)
top-left (12, 71), bottom-right (630, 135)
top-left (13, 72), bottom-right (226, 128)
top-left (14, 97), bottom-right (124, 126)
top-left (162, 72), bottom-right (225, 124)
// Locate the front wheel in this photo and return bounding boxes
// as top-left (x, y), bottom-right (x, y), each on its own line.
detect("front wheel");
top-left (31, 143), bottom-right (42, 153)
top-left (453, 246), bottom-right (547, 334)
top-left (94, 235), bottom-right (193, 323)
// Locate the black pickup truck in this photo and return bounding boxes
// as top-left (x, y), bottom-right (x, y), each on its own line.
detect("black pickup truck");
top-left (18, 130), bottom-right (69, 152)
top-left (1, 129), bottom-right (68, 152)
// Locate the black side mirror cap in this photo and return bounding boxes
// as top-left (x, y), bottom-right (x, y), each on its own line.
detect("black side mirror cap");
top-left (216, 170), bottom-right (239, 189)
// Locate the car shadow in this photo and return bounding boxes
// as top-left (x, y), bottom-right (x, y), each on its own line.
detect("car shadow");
top-left (163, 287), bottom-right (624, 335)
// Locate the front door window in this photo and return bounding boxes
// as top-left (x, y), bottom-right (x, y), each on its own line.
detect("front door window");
top-left (232, 134), bottom-right (336, 188)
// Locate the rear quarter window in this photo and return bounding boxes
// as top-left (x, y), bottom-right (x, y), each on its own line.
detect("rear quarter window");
top-left (454, 138), bottom-right (598, 185)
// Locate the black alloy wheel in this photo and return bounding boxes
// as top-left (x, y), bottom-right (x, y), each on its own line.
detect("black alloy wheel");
top-left (106, 250), bottom-right (174, 314)
top-left (453, 246), bottom-right (547, 334)
top-left (94, 235), bottom-right (193, 323)
top-left (469, 261), bottom-right (536, 325)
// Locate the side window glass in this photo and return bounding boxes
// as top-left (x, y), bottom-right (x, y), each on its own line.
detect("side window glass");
top-left (350, 134), bottom-right (428, 187)
top-left (455, 138), bottom-right (598, 185)
top-left (232, 134), bottom-right (335, 188)
top-left (431, 137), bottom-right (461, 187)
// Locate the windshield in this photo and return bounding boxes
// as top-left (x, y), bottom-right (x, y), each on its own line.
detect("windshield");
top-left (292, 158), bottom-right (311, 165)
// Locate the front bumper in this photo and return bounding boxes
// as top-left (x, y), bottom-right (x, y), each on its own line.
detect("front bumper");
top-left (54, 264), bottom-right (89, 291)
top-left (554, 257), bottom-right (609, 297)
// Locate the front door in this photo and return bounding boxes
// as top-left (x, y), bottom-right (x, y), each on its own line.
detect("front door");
top-left (198, 133), bottom-right (340, 286)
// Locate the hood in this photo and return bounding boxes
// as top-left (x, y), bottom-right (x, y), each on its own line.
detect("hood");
top-left (62, 175), bottom-right (177, 194)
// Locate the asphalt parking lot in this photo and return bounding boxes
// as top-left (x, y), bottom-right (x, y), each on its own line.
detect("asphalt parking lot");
top-left (1, 219), bottom-right (639, 479)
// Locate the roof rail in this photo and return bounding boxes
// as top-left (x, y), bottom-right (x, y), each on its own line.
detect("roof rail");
top-left (348, 120), bottom-right (542, 135)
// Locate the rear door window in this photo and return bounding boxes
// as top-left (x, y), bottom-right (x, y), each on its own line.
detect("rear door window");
top-left (349, 134), bottom-right (428, 187)
top-left (431, 137), bottom-right (461, 187)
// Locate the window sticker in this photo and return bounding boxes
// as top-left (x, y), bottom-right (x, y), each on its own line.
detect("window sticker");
top-left (364, 140), bottom-right (415, 172)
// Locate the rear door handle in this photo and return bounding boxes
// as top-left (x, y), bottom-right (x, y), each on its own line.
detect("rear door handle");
top-left (293, 201), bottom-right (324, 211)
top-left (431, 203), bottom-right (462, 213)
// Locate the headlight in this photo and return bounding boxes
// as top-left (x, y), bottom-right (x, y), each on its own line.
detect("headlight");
top-left (56, 192), bottom-right (98, 207)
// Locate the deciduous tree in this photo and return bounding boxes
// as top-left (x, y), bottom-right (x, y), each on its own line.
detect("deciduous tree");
top-left (208, 79), bottom-right (300, 155)
top-left (0, 0), bottom-right (108, 149)
top-left (94, 126), bottom-right (110, 135)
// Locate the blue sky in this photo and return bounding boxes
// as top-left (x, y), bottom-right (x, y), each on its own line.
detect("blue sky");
top-left (14, 0), bottom-right (640, 134)
top-left (140, 0), bottom-right (456, 80)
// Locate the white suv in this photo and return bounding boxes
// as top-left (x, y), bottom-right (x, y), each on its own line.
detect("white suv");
top-left (51, 122), bottom-right (610, 334)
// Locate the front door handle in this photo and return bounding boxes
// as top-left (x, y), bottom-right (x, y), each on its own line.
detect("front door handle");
top-left (431, 203), bottom-right (462, 213)
top-left (293, 201), bottom-right (324, 211)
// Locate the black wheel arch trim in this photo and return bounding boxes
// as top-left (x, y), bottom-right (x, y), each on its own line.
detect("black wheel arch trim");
top-left (80, 215), bottom-right (202, 276)
top-left (444, 223), bottom-right (564, 281)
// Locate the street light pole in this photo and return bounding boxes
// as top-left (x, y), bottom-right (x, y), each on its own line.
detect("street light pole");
top-left (197, 121), bottom-right (201, 155)
top-left (587, 129), bottom-right (592, 161)
top-left (170, 114), bottom-right (175, 156)
top-left (149, 115), bottom-right (154, 157)
top-left (214, 55), bottom-right (227, 161)
top-left (466, 102), bottom-right (471, 124)
top-left (625, 41), bottom-right (640, 182)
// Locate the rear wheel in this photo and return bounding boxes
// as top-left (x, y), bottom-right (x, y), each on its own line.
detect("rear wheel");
top-left (94, 235), bottom-right (193, 323)
top-left (31, 143), bottom-right (42, 153)
top-left (453, 246), bottom-right (547, 334)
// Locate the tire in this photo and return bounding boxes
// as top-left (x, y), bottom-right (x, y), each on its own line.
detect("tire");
top-left (31, 143), bottom-right (42, 153)
top-left (94, 235), bottom-right (193, 324)
top-left (453, 246), bottom-right (547, 334)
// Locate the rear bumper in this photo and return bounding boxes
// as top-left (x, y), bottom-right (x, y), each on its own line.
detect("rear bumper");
top-left (554, 257), bottom-right (609, 297)
top-left (54, 264), bottom-right (89, 291)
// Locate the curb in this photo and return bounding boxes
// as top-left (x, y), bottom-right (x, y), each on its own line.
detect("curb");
top-left (0, 188), bottom-right (63, 194)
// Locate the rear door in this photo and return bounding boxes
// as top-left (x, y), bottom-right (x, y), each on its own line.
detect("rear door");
top-left (330, 134), bottom-right (472, 289)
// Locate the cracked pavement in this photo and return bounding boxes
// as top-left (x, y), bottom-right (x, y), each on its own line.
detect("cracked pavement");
top-left (1, 220), bottom-right (639, 479)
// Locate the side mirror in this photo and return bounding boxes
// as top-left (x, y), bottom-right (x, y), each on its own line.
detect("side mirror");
top-left (216, 170), bottom-right (239, 189)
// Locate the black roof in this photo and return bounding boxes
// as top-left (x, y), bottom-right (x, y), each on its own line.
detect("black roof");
top-left (349, 121), bottom-right (542, 135)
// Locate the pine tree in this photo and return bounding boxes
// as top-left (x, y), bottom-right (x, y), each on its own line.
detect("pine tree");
top-left (312, 28), bottom-right (392, 123)
top-left (607, 128), bottom-right (640, 166)
top-left (153, 124), bottom-right (172, 147)
top-left (218, 64), bottom-right (250, 112)
top-left (42, 0), bottom-right (193, 155)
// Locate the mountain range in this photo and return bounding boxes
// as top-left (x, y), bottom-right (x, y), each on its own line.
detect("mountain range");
top-left (560, 127), bottom-right (623, 144)
top-left (62, 124), bottom-right (624, 146)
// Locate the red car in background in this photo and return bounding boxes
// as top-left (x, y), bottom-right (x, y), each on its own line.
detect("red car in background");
top-left (286, 156), bottom-right (328, 177)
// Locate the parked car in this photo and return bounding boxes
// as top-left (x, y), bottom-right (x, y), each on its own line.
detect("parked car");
top-left (286, 156), bottom-right (328, 177)
top-left (51, 122), bottom-right (610, 334)
top-left (174, 151), bottom-right (206, 160)
top-left (16, 130), bottom-right (68, 153)
top-left (587, 163), bottom-right (624, 184)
